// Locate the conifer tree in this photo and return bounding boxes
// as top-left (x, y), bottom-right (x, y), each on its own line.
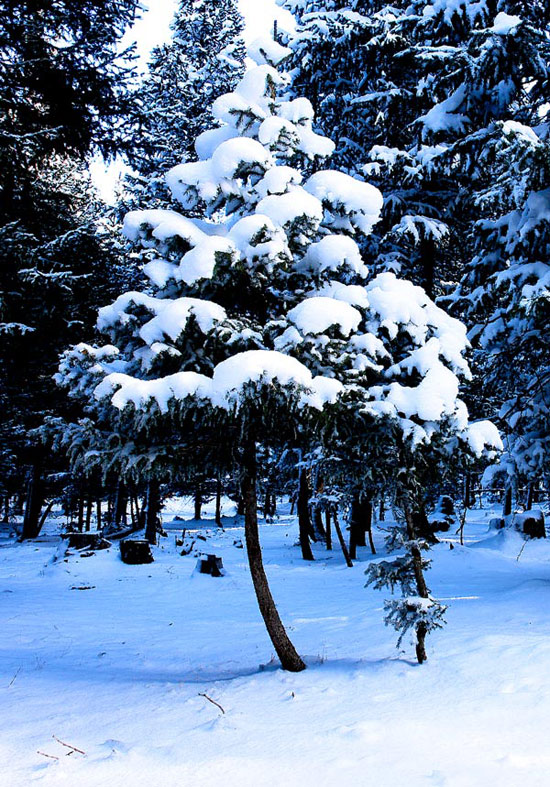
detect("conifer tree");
top-left (0, 0), bottom-right (140, 534)
top-left (59, 39), bottom-right (500, 663)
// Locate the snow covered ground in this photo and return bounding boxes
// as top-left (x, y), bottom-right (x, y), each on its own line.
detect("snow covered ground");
top-left (2, 500), bottom-right (550, 786)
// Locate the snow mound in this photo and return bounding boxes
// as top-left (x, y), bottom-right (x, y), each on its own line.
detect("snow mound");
top-left (490, 12), bottom-right (522, 35)
top-left (304, 170), bottom-right (383, 234)
top-left (288, 297), bottom-right (362, 337)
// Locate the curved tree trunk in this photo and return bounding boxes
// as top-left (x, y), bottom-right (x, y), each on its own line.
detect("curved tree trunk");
top-left (241, 434), bottom-right (306, 672)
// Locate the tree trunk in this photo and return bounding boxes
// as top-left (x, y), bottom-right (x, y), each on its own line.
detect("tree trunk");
top-left (35, 498), bottom-right (54, 534)
top-left (404, 506), bottom-right (429, 664)
top-left (349, 494), bottom-right (363, 559)
top-left (503, 485), bottom-right (513, 518)
top-left (332, 509), bottom-right (353, 567)
top-left (325, 509), bottom-right (332, 551)
top-left (21, 464), bottom-right (45, 540)
top-left (464, 473), bottom-right (472, 509)
top-left (114, 483), bottom-right (128, 530)
top-left (85, 497), bottom-right (93, 532)
top-left (241, 434), bottom-right (306, 672)
top-left (145, 478), bottom-right (161, 545)
top-left (364, 500), bottom-right (376, 555)
top-left (194, 481), bottom-right (202, 520)
top-left (297, 468), bottom-right (314, 561)
top-left (77, 495), bottom-right (85, 532)
top-left (96, 499), bottom-right (102, 531)
top-left (379, 497), bottom-right (385, 522)
top-left (313, 505), bottom-right (326, 541)
top-left (215, 474), bottom-right (222, 526)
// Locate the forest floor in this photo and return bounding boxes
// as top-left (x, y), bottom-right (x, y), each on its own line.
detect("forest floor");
top-left (1, 498), bottom-right (550, 786)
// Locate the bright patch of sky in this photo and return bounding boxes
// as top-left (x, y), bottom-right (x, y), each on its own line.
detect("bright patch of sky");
top-left (92, 0), bottom-right (295, 202)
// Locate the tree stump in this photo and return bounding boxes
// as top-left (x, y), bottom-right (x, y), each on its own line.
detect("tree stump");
top-left (65, 531), bottom-right (110, 551)
top-left (196, 554), bottom-right (224, 577)
top-left (518, 509), bottom-right (545, 539)
top-left (120, 539), bottom-right (154, 564)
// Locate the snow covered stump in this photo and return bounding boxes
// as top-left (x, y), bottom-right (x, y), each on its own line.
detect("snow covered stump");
top-left (196, 554), bottom-right (225, 577)
top-left (516, 510), bottom-right (546, 539)
top-left (120, 539), bottom-right (154, 565)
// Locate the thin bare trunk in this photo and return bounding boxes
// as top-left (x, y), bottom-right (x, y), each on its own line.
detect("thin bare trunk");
top-left (298, 469), bottom-right (314, 561)
top-left (404, 506), bottom-right (429, 664)
top-left (21, 464), bottom-right (45, 540)
top-left (333, 509), bottom-right (353, 567)
top-left (325, 509), bottom-right (332, 551)
top-left (215, 475), bottom-right (222, 526)
top-left (145, 479), bottom-right (160, 545)
top-left (85, 498), bottom-right (93, 532)
top-left (241, 434), bottom-right (306, 672)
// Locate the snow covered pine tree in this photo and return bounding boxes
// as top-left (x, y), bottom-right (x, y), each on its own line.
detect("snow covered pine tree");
top-left (59, 39), bottom-right (500, 665)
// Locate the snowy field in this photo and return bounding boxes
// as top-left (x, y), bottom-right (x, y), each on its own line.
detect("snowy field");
top-left (2, 500), bottom-right (550, 786)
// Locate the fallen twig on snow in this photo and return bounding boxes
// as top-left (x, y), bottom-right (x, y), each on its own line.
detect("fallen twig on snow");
top-left (516, 541), bottom-right (528, 562)
top-left (37, 751), bottom-right (59, 761)
top-left (7, 667), bottom-right (21, 687)
top-left (52, 735), bottom-right (86, 756)
top-left (198, 692), bottom-right (225, 714)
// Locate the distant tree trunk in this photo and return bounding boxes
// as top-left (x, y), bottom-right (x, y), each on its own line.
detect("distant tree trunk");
top-left (129, 493), bottom-right (136, 528)
top-left (404, 505), bottom-right (429, 664)
top-left (313, 505), bottom-right (326, 541)
top-left (413, 502), bottom-right (437, 543)
top-left (96, 499), bottom-right (102, 531)
top-left (194, 481), bottom-right (202, 520)
top-left (379, 497), bottom-right (385, 522)
top-left (16, 491), bottom-right (25, 515)
top-left (349, 494), bottom-right (375, 558)
top-left (332, 509), bottom-right (353, 567)
top-left (325, 509), bottom-right (332, 550)
top-left (37, 499), bottom-right (55, 536)
top-left (289, 491), bottom-right (297, 516)
top-left (297, 468), bottom-right (314, 561)
top-left (85, 497), bottom-right (93, 532)
top-left (312, 473), bottom-right (327, 542)
top-left (503, 486), bottom-right (513, 518)
top-left (145, 479), bottom-right (160, 545)
top-left (364, 499), bottom-right (375, 555)
top-left (21, 464), bottom-right (45, 540)
top-left (349, 494), bottom-right (363, 559)
top-left (215, 474), bottom-right (222, 526)
top-left (464, 473), bottom-right (472, 509)
top-left (77, 495), bottom-right (85, 532)
top-left (526, 483), bottom-right (535, 511)
top-left (2, 496), bottom-right (9, 524)
top-left (111, 481), bottom-right (128, 531)
top-left (241, 433), bottom-right (306, 673)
